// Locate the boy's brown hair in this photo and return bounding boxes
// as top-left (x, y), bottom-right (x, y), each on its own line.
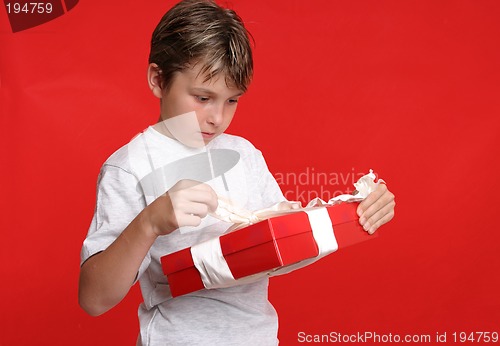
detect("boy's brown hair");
top-left (149, 0), bottom-right (253, 92)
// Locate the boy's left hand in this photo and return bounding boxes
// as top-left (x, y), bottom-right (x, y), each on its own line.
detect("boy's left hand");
top-left (357, 183), bottom-right (395, 234)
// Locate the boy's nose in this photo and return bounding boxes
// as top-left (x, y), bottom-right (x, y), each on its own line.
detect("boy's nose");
top-left (207, 104), bottom-right (224, 126)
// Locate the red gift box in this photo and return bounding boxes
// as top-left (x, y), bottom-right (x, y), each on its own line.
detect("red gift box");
top-left (161, 202), bottom-right (373, 297)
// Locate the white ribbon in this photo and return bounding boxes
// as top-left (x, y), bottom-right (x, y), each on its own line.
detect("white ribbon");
top-left (191, 237), bottom-right (235, 289)
top-left (269, 208), bottom-right (339, 277)
top-left (305, 208), bottom-right (338, 255)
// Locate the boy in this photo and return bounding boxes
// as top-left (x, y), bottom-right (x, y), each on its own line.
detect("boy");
top-left (79, 1), bottom-right (396, 345)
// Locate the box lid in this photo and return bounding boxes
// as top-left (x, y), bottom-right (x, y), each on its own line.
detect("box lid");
top-left (326, 202), bottom-right (360, 225)
top-left (162, 247), bottom-right (194, 275)
top-left (220, 211), bottom-right (313, 256)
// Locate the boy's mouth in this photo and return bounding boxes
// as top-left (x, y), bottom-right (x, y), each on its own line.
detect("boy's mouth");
top-left (201, 131), bottom-right (215, 139)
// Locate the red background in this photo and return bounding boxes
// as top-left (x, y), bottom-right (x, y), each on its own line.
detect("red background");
top-left (1, 1), bottom-right (499, 345)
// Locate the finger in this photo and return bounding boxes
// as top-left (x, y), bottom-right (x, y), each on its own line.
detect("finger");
top-left (170, 189), bottom-right (218, 218)
top-left (362, 201), bottom-right (396, 234)
top-left (170, 179), bottom-right (203, 192)
top-left (190, 184), bottom-right (218, 212)
top-left (357, 184), bottom-right (387, 216)
top-left (185, 202), bottom-right (210, 219)
top-left (170, 205), bottom-right (203, 228)
top-left (275, 201), bottom-right (302, 211)
top-left (358, 189), bottom-right (394, 224)
top-left (173, 184), bottom-right (215, 203)
top-left (169, 195), bottom-right (208, 214)
top-left (177, 179), bottom-right (215, 195)
top-left (175, 213), bottom-right (202, 227)
top-left (169, 180), bottom-right (218, 214)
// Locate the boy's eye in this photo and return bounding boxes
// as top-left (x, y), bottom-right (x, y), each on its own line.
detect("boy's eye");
top-left (196, 96), bottom-right (210, 102)
top-left (228, 99), bottom-right (239, 104)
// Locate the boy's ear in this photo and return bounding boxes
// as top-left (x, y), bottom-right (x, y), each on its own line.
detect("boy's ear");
top-left (147, 63), bottom-right (164, 99)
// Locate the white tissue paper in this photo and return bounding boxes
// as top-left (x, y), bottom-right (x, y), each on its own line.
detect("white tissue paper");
top-left (212, 169), bottom-right (384, 225)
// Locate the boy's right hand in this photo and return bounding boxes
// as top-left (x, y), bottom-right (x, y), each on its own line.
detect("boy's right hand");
top-left (148, 179), bottom-right (218, 236)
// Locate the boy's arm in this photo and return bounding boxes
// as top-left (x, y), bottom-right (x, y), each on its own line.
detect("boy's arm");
top-left (79, 180), bottom-right (217, 316)
top-left (78, 196), bottom-right (163, 316)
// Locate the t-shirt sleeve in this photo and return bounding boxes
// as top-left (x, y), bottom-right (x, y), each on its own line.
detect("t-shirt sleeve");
top-left (80, 163), bottom-right (151, 279)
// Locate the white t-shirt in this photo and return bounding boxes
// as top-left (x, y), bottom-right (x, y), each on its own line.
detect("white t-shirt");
top-left (81, 126), bottom-right (286, 345)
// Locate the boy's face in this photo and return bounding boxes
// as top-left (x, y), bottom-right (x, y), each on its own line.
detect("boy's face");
top-left (151, 64), bottom-right (243, 147)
